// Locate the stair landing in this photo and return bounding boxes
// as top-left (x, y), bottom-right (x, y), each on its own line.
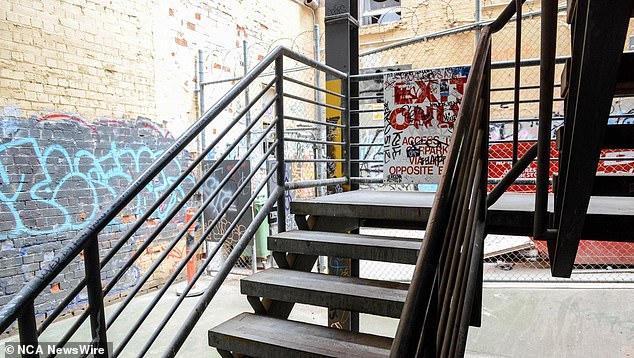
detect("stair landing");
top-left (291, 191), bottom-right (634, 241)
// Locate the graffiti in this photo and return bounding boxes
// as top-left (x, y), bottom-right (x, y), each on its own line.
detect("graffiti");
top-left (202, 160), bottom-right (253, 245)
top-left (383, 67), bottom-right (469, 184)
top-left (0, 116), bottom-right (195, 239)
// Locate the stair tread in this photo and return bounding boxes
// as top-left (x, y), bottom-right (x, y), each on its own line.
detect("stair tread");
top-left (269, 230), bottom-right (421, 264)
top-left (604, 124), bottom-right (634, 149)
top-left (242, 269), bottom-right (408, 318)
top-left (561, 52), bottom-right (634, 98)
top-left (208, 312), bottom-right (392, 358)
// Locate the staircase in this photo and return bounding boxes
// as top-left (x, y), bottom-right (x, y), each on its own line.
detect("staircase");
top-left (2, 1), bottom-right (634, 357)
top-left (543, 0), bottom-right (634, 277)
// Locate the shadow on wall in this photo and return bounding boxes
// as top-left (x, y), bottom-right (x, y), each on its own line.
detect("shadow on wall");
top-left (0, 111), bottom-right (197, 330)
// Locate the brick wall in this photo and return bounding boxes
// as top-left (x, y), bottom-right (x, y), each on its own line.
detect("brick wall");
top-left (0, 0), bottom-right (318, 333)
top-left (0, 113), bottom-right (196, 333)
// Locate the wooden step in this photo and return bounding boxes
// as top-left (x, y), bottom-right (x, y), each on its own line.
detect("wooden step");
top-left (242, 269), bottom-right (408, 318)
top-left (567, 0), bottom-right (634, 24)
top-left (592, 173), bottom-right (634, 197)
top-left (269, 230), bottom-right (421, 264)
top-left (603, 124), bottom-right (634, 149)
top-left (556, 124), bottom-right (634, 150)
top-left (208, 312), bottom-right (392, 358)
top-left (561, 52), bottom-right (634, 98)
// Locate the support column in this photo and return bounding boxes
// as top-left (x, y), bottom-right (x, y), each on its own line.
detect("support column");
top-left (324, 0), bottom-right (359, 332)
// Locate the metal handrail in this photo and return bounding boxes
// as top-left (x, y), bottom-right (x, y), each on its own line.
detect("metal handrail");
top-left (0, 45), bottom-right (349, 358)
top-left (391, 1), bottom-right (524, 356)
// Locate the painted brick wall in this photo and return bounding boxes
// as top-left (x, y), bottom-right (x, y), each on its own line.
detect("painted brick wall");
top-left (0, 113), bottom-right (196, 332)
top-left (0, 0), bottom-right (320, 136)
top-left (0, 0), bottom-right (319, 334)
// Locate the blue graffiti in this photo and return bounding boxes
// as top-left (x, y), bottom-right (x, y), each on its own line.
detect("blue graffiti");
top-left (0, 135), bottom-right (195, 239)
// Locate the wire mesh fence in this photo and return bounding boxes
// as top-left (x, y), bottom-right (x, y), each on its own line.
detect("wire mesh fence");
top-left (194, 2), bottom-right (634, 282)
top-left (354, 2), bottom-right (634, 283)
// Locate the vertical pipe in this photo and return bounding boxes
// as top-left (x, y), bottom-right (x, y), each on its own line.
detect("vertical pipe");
top-left (198, 49), bottom-right (206, 149)
top-left (343, 78), bottom-right (351, 180)
top-left (275, 57), bottom-right (287, 233)
top-left (198, 49), bottom-right (206, 237)
top-left (243, 40), bottom-right (252, 151)
top-left (84, 236), bottom-right (108, 357)
top-left (534, 0), bottom-right (558, 239)
top-left (314, 22), bottom-right (323, 197)
top-left (475, 0), bottom-right (482, 42)
top-left (18, 301), bottom-right (39, 358)
top-left (512, 0), bottom-right (522, 164)
top-left (243, 40), bottom-right (257, 274)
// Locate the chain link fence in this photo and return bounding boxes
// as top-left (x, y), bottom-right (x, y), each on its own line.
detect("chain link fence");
top-left (355, 2), bottom-right (634, 283)
top-left (194, 2), bottom-right (634, 282)
top-left (197, 30), bottom-right (329, 273)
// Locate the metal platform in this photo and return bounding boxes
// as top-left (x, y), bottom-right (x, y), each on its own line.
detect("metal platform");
top-left (291, 191), bottom-right (634, 241)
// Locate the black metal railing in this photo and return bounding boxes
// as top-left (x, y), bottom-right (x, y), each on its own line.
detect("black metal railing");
top-left (0, 46), bottom-right (348, 358)
top-left (389, 1), bottom-right (528, 357)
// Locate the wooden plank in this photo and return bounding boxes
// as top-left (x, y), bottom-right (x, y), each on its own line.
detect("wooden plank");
top-left (208, 313), bottom-right (392, 358)
top-left (554, 0), bottom-right (634, 277)
top-left (592, 173), bottom-right (634, 196)
top-left (614, 50), bottom-right (634, 97)
top-left (603, 124), bottom-right (634, 149)
top-left (291, 191), bottom-right (434, 222)
top-left (291, 191), bottom-right (634, 239)
top-left (242, 269), bottom-right (409, 318)
top-left (269, 230), bottom-right (421, 264)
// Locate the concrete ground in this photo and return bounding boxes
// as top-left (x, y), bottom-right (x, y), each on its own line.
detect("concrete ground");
top-left (2, 277), bottom-right (633, 357)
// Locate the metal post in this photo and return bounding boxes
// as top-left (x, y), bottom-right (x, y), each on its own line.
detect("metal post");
top-left (242, 40), bottom-right (257, 273)
top-left (198, 49), bottom-right (206, 149)
top-left (18, 301), bottom-right (39, 358)
top-left (197, 49), bottom-right (206, 237)
top-left (84, 235), bottom-right (108, 357)
top-left (512, 0), bottom-right (522, 164)
top-left (534, 0), bottom-right (557, 239)
top-left (243, 40), bottom-right (252, 150)
top-left (275, 57), bottom-right (287, 233)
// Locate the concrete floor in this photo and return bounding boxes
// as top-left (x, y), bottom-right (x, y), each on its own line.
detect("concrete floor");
top-left (2, 277), bottom-right (633, 357)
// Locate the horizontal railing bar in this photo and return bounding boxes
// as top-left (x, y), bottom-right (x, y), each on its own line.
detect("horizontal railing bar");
top-left (490, 55), bottom-right (568, 69)
top-left (350, 177), bottom-right (383, 183)
top-left (284, 137), bottom-right (345, 146)
top-left (351, 95), bottom-right (384, 100)
top-left (284, 115), bottom-right (346, 128)
top-left (490, 98), bottom-right (564, 106)
top-left (283, 93), bottom-right (345, 111)
top-left (490, 116), bottom-right (563, 123)
top-left (489, 138), bottom-right (549, 144)
top-left (286, 126), bottom-right (321, 131)
top-left (351, 108), bottom-right (382, 113)
top-left (491, 84), bottom-right (561, 91)
top-left (352, 159), bottom-right (383, 162)
top-left (282, 76), bottom-right (345, 98)
top-left (281, 48), bottom-right (348, 79)
top-left (112, 146), bottom-right (278, 356)
top-left (201, 65), bottom-right (309, 86)
top-left (351, 125), bottom-right (383, 129)
top-left (286, 158), bottom-right (346, 163)
top-left (285, 177), bottom-right (348, 190)
top-left (351, 142), bottom-right (382, 147)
